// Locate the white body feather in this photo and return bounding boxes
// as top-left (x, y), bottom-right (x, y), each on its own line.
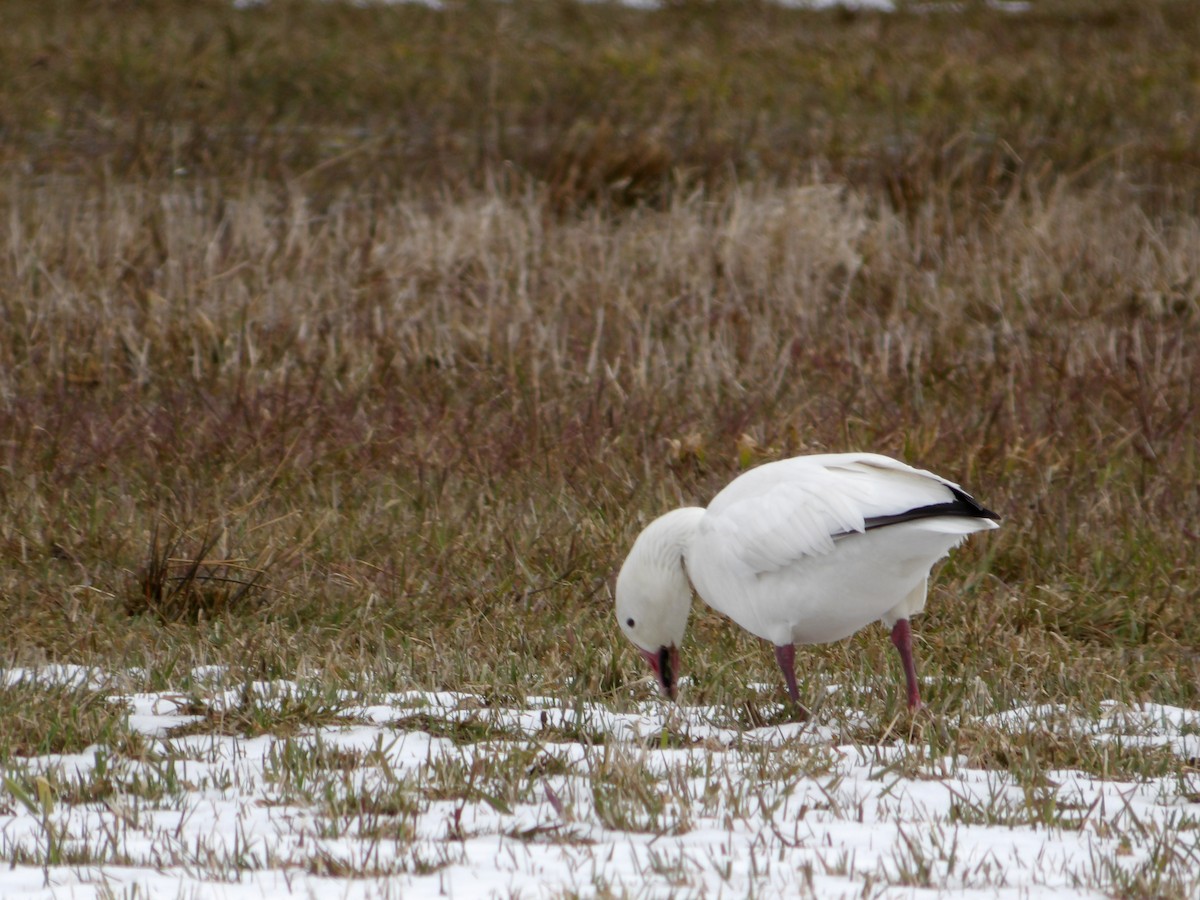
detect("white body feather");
top-left (617, 453), bottom-right (998, 654)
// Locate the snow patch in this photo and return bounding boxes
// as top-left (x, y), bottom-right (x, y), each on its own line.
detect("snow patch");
top-left (1, 667), bottom-right (1197, 899)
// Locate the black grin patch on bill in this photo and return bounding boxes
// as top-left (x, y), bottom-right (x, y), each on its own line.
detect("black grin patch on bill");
top-left (658, 645), bottom-right (673, 695)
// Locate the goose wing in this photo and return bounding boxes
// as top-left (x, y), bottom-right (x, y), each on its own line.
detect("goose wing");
top-left (699, 453), bottom-right (990, 575)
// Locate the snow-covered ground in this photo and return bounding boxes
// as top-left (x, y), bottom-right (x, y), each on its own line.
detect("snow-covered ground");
top-left (2, 665), bottom-right (1198, 898)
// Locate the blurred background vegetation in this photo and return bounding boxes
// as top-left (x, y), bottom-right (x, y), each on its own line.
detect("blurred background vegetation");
top-left (0, 0), bottom-right (1196, 716)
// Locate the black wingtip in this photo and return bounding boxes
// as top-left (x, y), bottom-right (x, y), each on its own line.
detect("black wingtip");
top-left (863, 485), bottom-right (1000, 531)
top-left (951, 486), bottom-right (1001, 522)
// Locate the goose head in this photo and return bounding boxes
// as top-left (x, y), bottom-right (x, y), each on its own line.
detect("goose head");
top-left (614, 507), bottom-right (704, 700)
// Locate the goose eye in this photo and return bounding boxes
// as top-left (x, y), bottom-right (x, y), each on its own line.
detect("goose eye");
top-left (626, 617), bottom-right (635, 628)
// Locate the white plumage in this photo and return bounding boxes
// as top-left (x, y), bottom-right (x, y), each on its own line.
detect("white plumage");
top-left (615, 453), bottom-right (999, 711)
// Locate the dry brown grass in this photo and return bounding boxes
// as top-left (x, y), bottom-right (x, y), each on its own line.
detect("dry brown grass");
top-left (0, 0), bottom-right (1197, 723)
top-left (1, 171), bottom-right (1196, 713)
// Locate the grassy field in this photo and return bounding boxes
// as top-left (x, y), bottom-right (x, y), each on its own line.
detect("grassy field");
top-left (1, 0), bottom-right (1199, 895)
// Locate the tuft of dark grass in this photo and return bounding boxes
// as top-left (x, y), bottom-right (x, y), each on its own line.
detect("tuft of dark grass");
top-left (389, 714), bottom-right (520, 745)
top-left (166, 684), bottom-right (364, 739)
top-left (132, 520), bottom-right (271, 624)
top-left (955, 720), bottom-right (1183, 783)
top-left (0, 679), bottom-right (134, 761)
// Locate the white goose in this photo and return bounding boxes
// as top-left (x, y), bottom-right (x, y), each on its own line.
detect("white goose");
top-left (615, 453), bottom-right (999, 711)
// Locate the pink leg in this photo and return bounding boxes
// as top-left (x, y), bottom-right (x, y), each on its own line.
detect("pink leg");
top-left (773, 644), bottom-right (800, 705)
top-left (890, 619), bottom-right (922, 710)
